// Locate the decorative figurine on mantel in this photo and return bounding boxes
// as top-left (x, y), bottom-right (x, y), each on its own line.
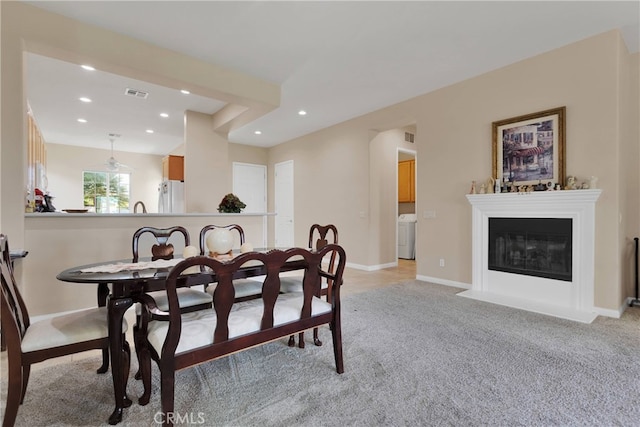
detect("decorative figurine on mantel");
top-left (469, 180), bottom-right (477, 194)
top-left (486, 177), bottom-right (495, 194)
top-left (565, 176), bottom-right (577, 190)
top-left (479, 183), bottom-right (486, 194)
top-left (533, 180), bottom-right (547, 191)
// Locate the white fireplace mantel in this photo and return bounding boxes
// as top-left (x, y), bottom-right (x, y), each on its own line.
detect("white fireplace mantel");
top-left (460, 189), bottom-right (601, 323)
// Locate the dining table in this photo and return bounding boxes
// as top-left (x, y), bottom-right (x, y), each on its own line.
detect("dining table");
top-left (56, 250), bottom-right (306, 425)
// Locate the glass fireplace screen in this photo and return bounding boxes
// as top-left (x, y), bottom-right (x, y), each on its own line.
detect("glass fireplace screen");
top-left (488, 218), bottom-right (572, 282)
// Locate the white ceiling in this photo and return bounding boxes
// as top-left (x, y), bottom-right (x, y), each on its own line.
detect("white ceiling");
top-left (24, 1), bottom-right (640, 156)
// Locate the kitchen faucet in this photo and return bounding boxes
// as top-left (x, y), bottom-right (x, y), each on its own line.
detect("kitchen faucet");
top-left (133, 201), bottom-right (147, 213)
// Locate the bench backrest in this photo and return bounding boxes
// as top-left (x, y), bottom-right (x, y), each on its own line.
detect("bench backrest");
top-left (160, 244), bottom-right (345, 361)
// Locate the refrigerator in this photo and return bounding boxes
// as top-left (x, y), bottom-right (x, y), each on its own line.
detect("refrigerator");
top-left (158, 180), bottom-right (185, 213)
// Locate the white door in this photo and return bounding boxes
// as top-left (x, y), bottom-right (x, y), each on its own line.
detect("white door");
top-left (232, 162), bottom-right (267, 247)
top-left (275, 160), bottom-right (294, 247)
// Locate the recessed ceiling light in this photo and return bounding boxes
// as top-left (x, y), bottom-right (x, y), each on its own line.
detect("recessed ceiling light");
top-left (77, 118), bottom-right (87, 123)
top-left (146, 129), bottom-right (154, 134)
top-left (254, 130), bottom-right (262, 135)
top-left (79, 97), bottom-right (92, 103)
top-left (160, 113), bottom-right (169, 118)
top-left (81, 65), bottom-right (95, 71)
top-left (298, 110), bottom-right (307, 116)
top-left (180, 89), bottom-right (190, 95)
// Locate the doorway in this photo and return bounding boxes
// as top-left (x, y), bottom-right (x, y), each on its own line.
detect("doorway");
top-left (274, 160), bottom-right (294, 247)
top-left (397, 149), bottom-right (417, 263)
top-left (232, 162), bottom-right (267, 247)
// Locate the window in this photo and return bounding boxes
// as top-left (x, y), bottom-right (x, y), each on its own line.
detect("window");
top-left (83, 171), bottom-right (130, 213)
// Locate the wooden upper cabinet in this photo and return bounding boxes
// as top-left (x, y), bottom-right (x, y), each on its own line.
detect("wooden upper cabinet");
top-left (162, 155), bottom-right (184, 181)
top-left (398, 159), bottom-right (415, 203)
top-left (27, 113), bottom-right (47, 192)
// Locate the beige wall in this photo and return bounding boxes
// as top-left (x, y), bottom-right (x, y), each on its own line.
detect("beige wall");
top-left (621, 51), bottom-right (640, 299)
top-left (46, 144), bottom-right (163, 212)
top-left (267, 30), bottom-right (638, 312)
top-left (229, 142), bottom-right (268, 166)
top-left (267, 124), bottom-right (371, 265)
top-left (184, 110), bottom-right (230, 213)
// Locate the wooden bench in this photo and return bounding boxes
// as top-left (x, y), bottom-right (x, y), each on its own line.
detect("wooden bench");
top-left (135, 244), bottom-right (346, 426)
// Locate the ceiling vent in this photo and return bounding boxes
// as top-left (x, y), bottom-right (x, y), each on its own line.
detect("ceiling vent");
top-left (108, 133), bottom-right (121, 138)
top-left (405, 132), bottom-right (415, 143)
top-left (124, 88), bottom-right (149, 99)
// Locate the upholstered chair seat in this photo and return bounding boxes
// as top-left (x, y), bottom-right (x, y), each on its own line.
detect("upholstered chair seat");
top-left (21, 306), bottom-right (127, 353)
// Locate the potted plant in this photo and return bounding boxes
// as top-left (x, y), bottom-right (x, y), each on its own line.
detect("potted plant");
top-left (217, 193), bottom-right (246, 213)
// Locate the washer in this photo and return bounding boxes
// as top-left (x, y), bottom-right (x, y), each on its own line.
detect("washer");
top-left (398, 214), bottom-right (416, 259)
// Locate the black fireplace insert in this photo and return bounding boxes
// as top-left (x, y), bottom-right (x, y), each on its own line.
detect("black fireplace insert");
top-left (488, 217), bottom-right (572, 281)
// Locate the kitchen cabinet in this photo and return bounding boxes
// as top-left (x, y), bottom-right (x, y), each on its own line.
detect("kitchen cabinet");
top-left (27, 113), bottom-right (47, 193)
top-left (163, 155), bottom-right (184, 181)
top-left (398, 159), bottom-right (415, 202)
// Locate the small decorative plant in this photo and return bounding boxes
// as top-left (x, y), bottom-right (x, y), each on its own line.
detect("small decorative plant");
top-left (218, 193), bottom-right (246, 213)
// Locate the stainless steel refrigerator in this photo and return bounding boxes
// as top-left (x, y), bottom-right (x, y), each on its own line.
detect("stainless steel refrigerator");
top-left (158, 180), bottom-right (185, 213)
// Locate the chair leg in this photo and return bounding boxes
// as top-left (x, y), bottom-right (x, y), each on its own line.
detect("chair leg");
top-left (97, 348), bottom-right (110, 374)
top-left (331, 319), bottom-right (344, 374)
top-left (297, 331), bottom-right (305, 349)
top-left (160, 368), bottom-right (175, 427)
top-left (137, 335), bottom-right (153, 406)
top-left (287, 335), bottom-right (295, 347)
top-left (4, 359), bottom-right (22, 427)
top-left (133, 324), bottom-right (143, 380)
top-left (122, 338), bottom-right (131, 388)
top-left (19, 364), bottom-right (31, 404)
top-left (134, 314), bottom-right (142, 380)
top-left (313, 327), bottom-right (322, 346)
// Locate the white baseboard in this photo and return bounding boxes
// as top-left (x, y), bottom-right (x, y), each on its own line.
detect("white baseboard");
top-left (416, 275), bottom-right (470, 289)
top-left (347, 261), bottom-right (397, 272)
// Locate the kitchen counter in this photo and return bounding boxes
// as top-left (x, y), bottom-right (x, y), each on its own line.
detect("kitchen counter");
top-left (25, 212), bottom-right (276, 218)
top-left (22, 212), bottom-right (274, 316)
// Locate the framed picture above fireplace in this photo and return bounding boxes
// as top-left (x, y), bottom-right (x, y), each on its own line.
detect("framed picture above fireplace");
top-left (492, 106), bottom-right (565, 188)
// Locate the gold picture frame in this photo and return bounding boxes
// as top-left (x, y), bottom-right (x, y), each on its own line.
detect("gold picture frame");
top-left (492, 106), bottom-right (566, 188)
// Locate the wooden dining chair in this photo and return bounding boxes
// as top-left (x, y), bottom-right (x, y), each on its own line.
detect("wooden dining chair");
top-left (199, 224), bottom-right (263, 301)
top-left (131, 226), bottom-right (213, 380)
top-left (280, 224), bottom-right (339, 348)
top-left (0, 233), bottom-right (130, 427)
top-left (131, 226), bottom-right (213, 312)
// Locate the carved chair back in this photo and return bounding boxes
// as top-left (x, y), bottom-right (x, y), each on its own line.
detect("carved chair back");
top-left (132, 226), bottom-right (190, 262)
top-left (198, 224), bottom-right (246, 255)
top-left (309, 224), bottom-right (339, 286)
top-left (0, 234), bottom-right (30, 345)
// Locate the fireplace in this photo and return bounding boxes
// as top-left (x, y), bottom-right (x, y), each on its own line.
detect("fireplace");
top-left (488, 218), bottom-right (572, 282)
top-left (461, 190), bottom-right (601, 323)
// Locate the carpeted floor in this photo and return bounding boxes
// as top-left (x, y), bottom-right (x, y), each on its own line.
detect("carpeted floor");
top-left (2, 281), bottom-right (640, 426)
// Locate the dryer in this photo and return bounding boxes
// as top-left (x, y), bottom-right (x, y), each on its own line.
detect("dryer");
top-left (398, 214), bottom-right (416, 259)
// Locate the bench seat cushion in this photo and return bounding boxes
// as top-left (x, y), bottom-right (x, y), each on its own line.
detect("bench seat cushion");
top-left (22, 307), bottom-right (128, 353)
top-left (136, 288), bottom-right (213, 315)
top-left (146, 293), bottom-right (331, 355)
top-left (279, 276), bottom-right (329, 293)
top-left (205, 279), bottom-right (263, 299)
